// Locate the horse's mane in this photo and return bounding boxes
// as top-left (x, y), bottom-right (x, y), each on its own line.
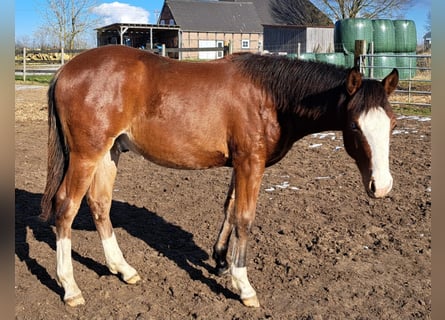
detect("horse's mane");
top-left (233, 53), bottom-right (389, 119)
top-left (232, 53), bottom-right (350, 118)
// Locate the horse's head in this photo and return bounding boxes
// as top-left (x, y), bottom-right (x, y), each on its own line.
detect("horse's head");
top-left (342, 68), bottom-right (399, 198)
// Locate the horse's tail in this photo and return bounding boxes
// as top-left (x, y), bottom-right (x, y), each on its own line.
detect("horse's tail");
top-left (40, 70), bottom-right (69, 222)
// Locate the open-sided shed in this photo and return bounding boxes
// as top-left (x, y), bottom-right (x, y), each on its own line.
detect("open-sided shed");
top-left (96, 23), bottom-right (181, 50)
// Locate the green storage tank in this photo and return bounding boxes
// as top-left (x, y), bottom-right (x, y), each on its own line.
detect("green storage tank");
top-left (335, 18), bottom-right (374, 53)
top-left (396, 52), bottom-right (417, 80)
top-left (334, 20), bottom-right (344, 52)
top-left (344, 53), bottom-right (355, 68)
top-left (393, 20), bottom-right (417, 52)
top-left (298, 53), bottom-right (317, 61)
top-left (372, 19), bottom-right (396, 53)
top-left (368, 53), bottom-right (397, 79)
top-left (315, 53), bottom-right (345, 66)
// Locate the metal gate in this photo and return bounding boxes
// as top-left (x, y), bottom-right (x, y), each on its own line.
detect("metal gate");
top-left (359, 53), bottom-right (431, 107)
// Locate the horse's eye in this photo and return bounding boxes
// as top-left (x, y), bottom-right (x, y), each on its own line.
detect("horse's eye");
top-left (350, 122), bottom-right (359, 131)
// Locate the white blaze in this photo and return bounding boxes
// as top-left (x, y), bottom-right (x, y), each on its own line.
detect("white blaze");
top-left (358, 107), bottom-right (393, 196)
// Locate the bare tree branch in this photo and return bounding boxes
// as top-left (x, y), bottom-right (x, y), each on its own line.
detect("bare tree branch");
top-left (425, 10), bottom-right (431, 33)
top-left (271, 0), bottom-right (333, 25)
top-left (38, 0), bottom-right (98, 50)
top-left (310, 0), bottom-right (415, 21)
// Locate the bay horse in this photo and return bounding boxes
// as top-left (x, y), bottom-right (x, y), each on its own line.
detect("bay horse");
top-left (40, 45), bottom-right (398, 308)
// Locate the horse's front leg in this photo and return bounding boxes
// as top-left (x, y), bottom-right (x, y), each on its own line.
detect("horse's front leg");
top-left (213, 171), bottom-right (235, 276)
top-left (230, 156), bottom-right (265, 308)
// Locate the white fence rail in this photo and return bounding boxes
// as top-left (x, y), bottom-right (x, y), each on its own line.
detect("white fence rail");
top-left (15, 48), bottom-right (84, 81)
top-left (14, 46), bottom-right (231, 79)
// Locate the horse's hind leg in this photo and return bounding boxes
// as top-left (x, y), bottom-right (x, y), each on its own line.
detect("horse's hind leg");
top-left (213, 171), bottom-right (235, 275)
top-left (86, 147), bottom-right (140, 285)
top-left (54, 154), bottom-right (98, 307)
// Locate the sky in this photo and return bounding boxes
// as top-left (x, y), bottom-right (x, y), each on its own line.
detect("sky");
top-left (15, 0), bottom-right (165, 44)
top-left (15, 0), bottom-right (431, 46)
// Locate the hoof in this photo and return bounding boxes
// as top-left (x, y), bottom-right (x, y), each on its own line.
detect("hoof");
top-left (65, 294), bottom-right (85, 307)
top-left (124, 273), bottom-right (141, 285)
top-left (241, 295), bottom-right (260, 308)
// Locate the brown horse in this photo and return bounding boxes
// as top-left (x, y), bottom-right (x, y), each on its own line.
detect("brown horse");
top-left (40, 45), bottom-right (398, 308)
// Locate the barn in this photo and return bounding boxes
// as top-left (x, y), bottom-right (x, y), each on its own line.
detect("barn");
top-left (242, 0), bottom-right (334, 53)
top-left (159, 0), bottom-right (263, 59)
top-left (96, 0), bottom-right (334, 59)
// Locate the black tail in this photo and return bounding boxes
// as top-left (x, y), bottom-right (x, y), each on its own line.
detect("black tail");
top-left (40, 72), bottom-right (69, 221)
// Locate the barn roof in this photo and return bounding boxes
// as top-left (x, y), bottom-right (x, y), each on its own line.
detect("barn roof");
top-left (246, 0), bottom-right (333, 26)
top-left (163, 0), bottom-right (333, 32)
top-left (163, 0), bottom-right (263, 33)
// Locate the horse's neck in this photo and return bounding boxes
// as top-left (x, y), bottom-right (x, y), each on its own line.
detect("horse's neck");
top-left (289, 102), bottom-right (345, 138)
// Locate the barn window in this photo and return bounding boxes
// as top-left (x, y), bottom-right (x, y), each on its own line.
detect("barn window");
top-left (241, 39), bottom-right (250, 49)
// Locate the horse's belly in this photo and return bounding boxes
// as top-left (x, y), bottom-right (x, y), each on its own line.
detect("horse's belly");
top-left (146, 150), bottom-right (229, 169)
top-left (122, 130), bottom-right (230, 170)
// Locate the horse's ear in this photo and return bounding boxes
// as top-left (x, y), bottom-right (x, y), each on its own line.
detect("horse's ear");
top-left (346, 67), bottom-right (362, 96)
top-left (382, 68), bottom-right (399, 95)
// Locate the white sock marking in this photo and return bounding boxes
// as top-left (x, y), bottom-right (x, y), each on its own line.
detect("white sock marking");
top-left (56, 238), bottom-right (82, 300)
top-left (231, 265), bottom-right (257, 299)
top-left (102, 232), bottom-right (138, 281)
top-left (358, 107), bottom-right (393, 194)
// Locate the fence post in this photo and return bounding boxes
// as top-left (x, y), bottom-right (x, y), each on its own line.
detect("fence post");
top-left (22, 47), bottom-right (26, 82)
top-left (369, 42), bottom-right (374, 78)
top-left (161, 44), bottom-right (166, 57)
top-left (354, 40), bottom-right (367, 73)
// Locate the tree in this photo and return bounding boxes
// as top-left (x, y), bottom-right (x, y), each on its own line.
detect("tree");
top-left (271, 0), bottom-right (333, 25)
top-left (38, 0), bottom-right (98, 50)
top-left (308, 0), bottom-right (415, 21)
top-left (425, 10), bottom-right (431, 33)
top-left (15, 36), bottom-right (33, 49)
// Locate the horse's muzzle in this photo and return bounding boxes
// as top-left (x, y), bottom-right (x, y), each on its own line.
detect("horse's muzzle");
top-left (368, 175), bottom-right (393, 198)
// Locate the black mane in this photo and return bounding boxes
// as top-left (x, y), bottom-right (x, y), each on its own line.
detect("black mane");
top-left (233, 53), bottom-right (390, 121)
top-left (233, 54), bottom-right (350, 116)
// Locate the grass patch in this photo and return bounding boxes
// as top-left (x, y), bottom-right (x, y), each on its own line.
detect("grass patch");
top-left (392, 104), bottom-right (431, 116)
top-left (15, 74), bottom-right (53, 85)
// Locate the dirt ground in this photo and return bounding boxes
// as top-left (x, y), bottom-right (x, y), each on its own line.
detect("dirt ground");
top-left (15, 85), bottom-right (431, 319)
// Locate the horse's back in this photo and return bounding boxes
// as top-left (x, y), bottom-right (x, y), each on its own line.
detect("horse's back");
top-left (54, 45), bottom-right (240, 120)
